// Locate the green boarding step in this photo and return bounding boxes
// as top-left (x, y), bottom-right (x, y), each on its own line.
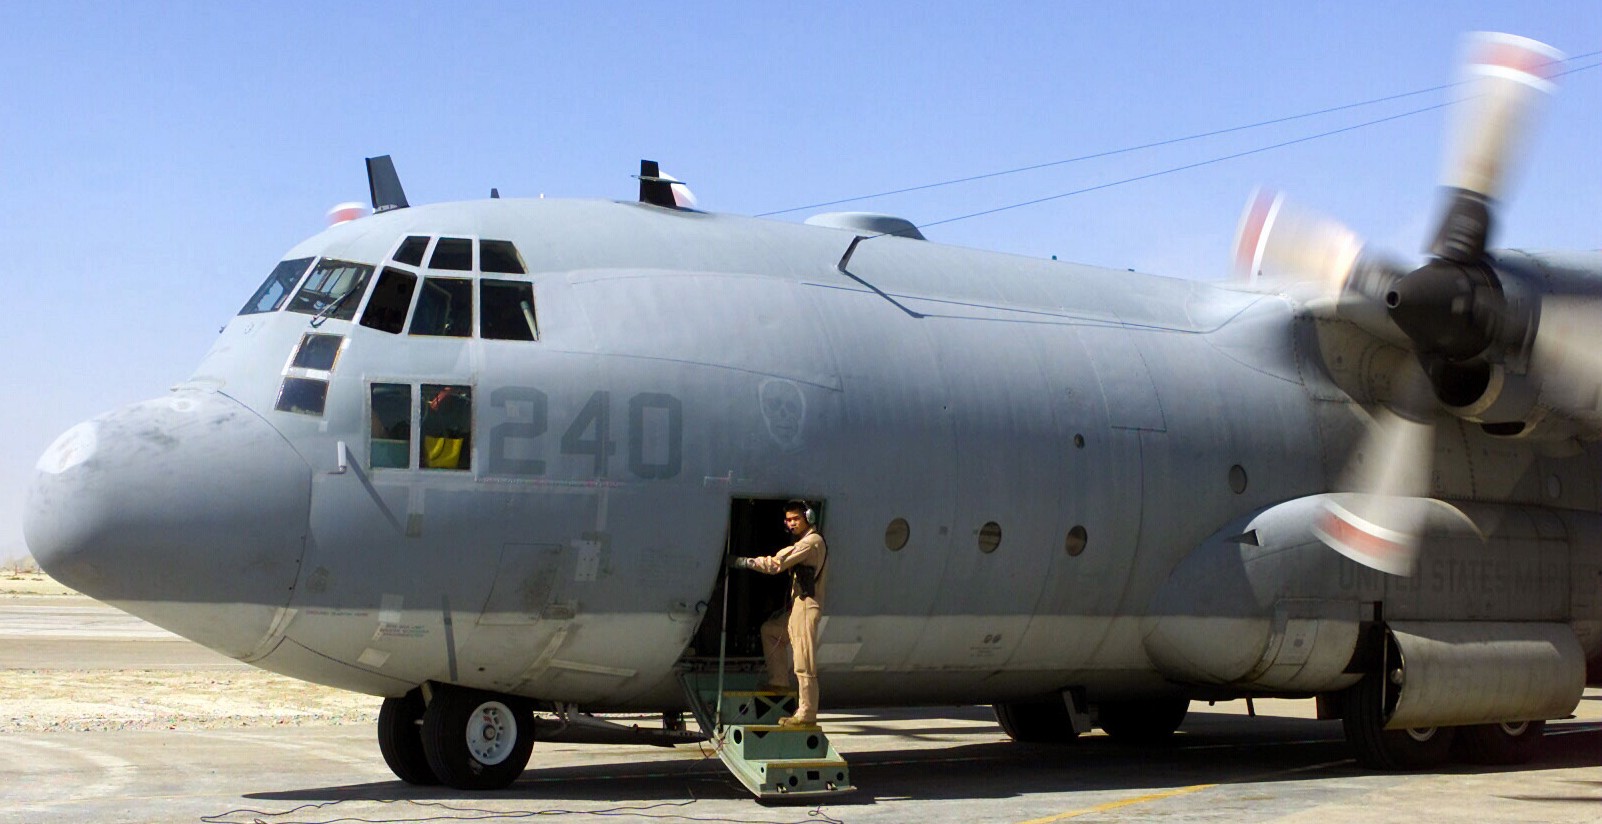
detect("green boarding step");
top-left (680, 670), bottom-right (854, 800)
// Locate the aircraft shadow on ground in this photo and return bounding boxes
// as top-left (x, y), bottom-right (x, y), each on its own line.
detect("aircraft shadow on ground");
top-left (245, 715), bottom-right (1602, 808)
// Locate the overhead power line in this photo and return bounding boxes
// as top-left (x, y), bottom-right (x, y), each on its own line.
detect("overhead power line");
top-left (758, 52), bottom-right (1602, 231)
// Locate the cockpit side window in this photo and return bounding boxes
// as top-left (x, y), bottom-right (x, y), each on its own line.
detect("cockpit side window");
top-left (393, 236), bottom-right (430, 267)
top-left (409, 277), bottom-right (473, 337)
top-left (287, 259), bottom-right (374, 321)
top-left (420, 384), bottom-right (472, 470)
top-left (429, 238), bottom-right (473, 271)
top-left (480, 279), bottom-right (538, 341)
top-left (370, 383), bottom-right (413, 469)
top-left (360, 267), bottom-right (418, 334)
top-left (291, 333), bottom-right (344, 370)
top-left (239, 257), bottom-right (314, 315)
top-left (480, 240), bottom-right (526, 274)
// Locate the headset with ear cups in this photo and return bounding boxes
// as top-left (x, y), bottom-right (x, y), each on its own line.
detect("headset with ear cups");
top-left (791, 500), bottom-right (816, 526)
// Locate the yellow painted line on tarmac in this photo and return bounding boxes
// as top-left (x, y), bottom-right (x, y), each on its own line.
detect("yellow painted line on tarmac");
top-left (1016, 783), bottom-right (1218, 824)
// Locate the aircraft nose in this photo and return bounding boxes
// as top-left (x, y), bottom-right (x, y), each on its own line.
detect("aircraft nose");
top-left (24, 392), bottom-right (311, 659)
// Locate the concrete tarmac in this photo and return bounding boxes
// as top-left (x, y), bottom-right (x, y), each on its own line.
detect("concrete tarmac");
top-left (3, 596), bottom-right (1600, 823)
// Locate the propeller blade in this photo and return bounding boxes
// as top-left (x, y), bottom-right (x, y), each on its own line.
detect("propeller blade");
top-left (1313, 493), bottom-right (1480, 577)
top-left (1233, 188), bottom-right (1365, 298)
top-left (1442, 32), bottom-right (1563, 201)
top-left (1431, 33), bottom-right (1562, 260)
top-left (1320, 360), bottom-right (1438, 575)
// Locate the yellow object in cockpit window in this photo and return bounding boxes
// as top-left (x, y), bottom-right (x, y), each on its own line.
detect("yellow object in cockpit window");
top-left (423, 436), bottom-right (464, 469)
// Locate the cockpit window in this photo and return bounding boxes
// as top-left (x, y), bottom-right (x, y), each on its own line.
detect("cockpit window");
top-left (409, 277), bottom-right (473, 337)
top-left (393, 236), bottom-right (430, 267)
top-left (420, 384), bottom-right (472, 470)
top-left (480, 280), bottom-right (538, 341)
top-left (480, 240), bottom-right (526, 274)
top-left (429, 238), bottom-right (473, 271)
top-left (360, 267), bottom-right (418, 334)
top-left (370, 383), bottom-right (412, 469)
top-left (274, 377), bottom-right (329, 416)
top-left (287, 259), bottom-right (374, 321)
top-left (239, 257), bottom-right (314, 315)
top-left (291, 333), bottom-right (345, 370)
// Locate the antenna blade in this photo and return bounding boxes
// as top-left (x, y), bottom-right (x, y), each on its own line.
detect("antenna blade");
top-left (638, 159), bottom-right (677, 208)
top-left (366, 155), bottom-right (410, 213)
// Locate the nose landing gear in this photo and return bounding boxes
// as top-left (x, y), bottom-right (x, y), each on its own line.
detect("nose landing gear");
top-left (378, 683), bottom-right (536, 790)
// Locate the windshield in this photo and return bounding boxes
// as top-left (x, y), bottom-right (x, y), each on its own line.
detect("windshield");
top-left (239, 258), bottom-right (314, 315)
top-left (286, 259), bottom-right (374, 321)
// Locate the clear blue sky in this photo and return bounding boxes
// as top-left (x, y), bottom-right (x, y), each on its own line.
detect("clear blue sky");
top-left (3, 2), bottom-right (1599, 561)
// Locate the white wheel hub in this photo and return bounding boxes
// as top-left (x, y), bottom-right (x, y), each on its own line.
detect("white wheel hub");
top-left (465, 701), bottom-right (518, 765)
top-left (1403, 726), bottom-right (1439, 743)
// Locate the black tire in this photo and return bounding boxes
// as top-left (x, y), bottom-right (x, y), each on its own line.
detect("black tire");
top-left (1339, 674), bottom-right (1454, 770)
top-left (1453, 720), bottom-right (1545, 765)
top-left (421, 685), bottom-right (535, 790)
top-left (378, 689), bottom-right (438, 785)
top-left (994, 697), bottom-right (1080, 743)
top-left (1096, 698), bottom-right (1189, 744)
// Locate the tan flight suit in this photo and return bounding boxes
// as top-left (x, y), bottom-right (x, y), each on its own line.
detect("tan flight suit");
top-left (748, 529), bottom-right (827, 723)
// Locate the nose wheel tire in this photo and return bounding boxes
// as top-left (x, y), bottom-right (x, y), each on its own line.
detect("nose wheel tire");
top-left (421, 685), bottom-right (535, 790)
top-left (377, 688), bottom-right (438, 785)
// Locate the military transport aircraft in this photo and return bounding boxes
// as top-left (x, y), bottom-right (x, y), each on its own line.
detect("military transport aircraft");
top-left (24, 32), bottom-right (1601, 797)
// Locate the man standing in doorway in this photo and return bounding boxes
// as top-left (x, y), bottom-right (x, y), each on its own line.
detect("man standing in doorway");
top-left (729, 501), bottom-right (828, 727)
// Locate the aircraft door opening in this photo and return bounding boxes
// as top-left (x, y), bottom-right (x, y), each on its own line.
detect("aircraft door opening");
top-left (684, 498), bottom-right (819, 666)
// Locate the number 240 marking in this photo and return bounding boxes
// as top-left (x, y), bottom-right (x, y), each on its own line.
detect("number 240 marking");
top-left (487, 388), bottom-right (683, 480)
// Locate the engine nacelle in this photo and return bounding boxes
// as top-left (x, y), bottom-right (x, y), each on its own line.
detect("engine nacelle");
top-left (1142, 496), bottom-right (1364, 693)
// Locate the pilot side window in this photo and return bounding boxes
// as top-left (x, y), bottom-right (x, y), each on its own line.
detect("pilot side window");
top-left (287, 259), bottom-right (374, 321)
top-left (369, 383), bottom-right (412, 469)
top-left (409, 277), bottom-right (473, 337)
top-left (480, 279), bottom-right (538, 341)
top-left (420, 384), bottom-right (472, 470)
top-left (360, 267), bottom-right (418, 334)
top-left (239, 257), bottom-right (314, 315)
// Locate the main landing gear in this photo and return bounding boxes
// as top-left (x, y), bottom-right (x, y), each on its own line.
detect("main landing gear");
top-left (377, 684), bottom-right (536, 790)
top-left (1338, 673), bottom-right (1545, 770)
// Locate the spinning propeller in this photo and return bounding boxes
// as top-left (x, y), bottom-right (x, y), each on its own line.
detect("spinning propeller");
top-left (1234, 33), bottom-right (1582, 575)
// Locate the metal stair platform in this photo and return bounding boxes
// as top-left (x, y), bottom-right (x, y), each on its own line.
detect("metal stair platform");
top-left (680, 669), bottom-right (854, 799)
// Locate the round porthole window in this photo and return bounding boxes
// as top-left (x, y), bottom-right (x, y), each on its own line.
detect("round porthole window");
top-left (1229, 464), bottom-right (1248, 495)
top-left (978, 521), bottom-right (1002, 554)
top-left (885, 517), bottom-right (910, 551)
top-left (1065, 525), bottom-right (1088, 556)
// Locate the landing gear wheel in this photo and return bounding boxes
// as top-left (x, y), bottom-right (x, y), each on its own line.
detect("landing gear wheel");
top-left (378, 688), bottom-right (438, 785)
top-left (994, 697), bottom-right (1080, 743)
top-left (1453, 720), bottom-right (1545, 765)
top-left (421, 685), bottom-right (535, 790)
top-left (1339, 674), bottom-right (1454, 770)
top-left (1096, 698), bottom-right (1189, 744)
